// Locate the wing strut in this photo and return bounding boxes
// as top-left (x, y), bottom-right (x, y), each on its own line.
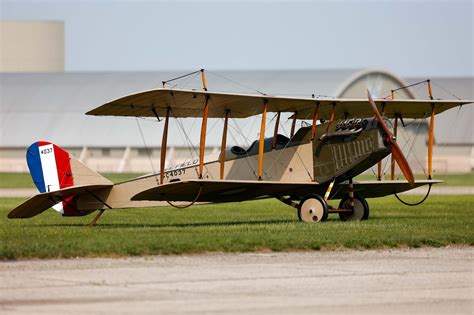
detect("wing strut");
top-left (390, 114), bottom-right (399, 180)
top-left (201, 69), bottom-right (208, 91)
top-left (258, 100), bottom-right (268, 180)
top-left (160, 107), bottom-right (170, 184)
top-left (427, 80), bottom-right (435, 179)
top-left (199, 70), bottom-right (210, 179)
top-left (377, 102), bottom-right (387, 181)
top-left (310, 102), bottom-right (320, 141)
top-left (220, 110), bottom-right (229, 180)
top-left (290, 111), bottom-right (297, 138)
top-left (326, 102), bottom-right (336, 132)
top-left (199, 96), bottom-right (210, 179)
top-left (272, 111), bottom-right (281, 149)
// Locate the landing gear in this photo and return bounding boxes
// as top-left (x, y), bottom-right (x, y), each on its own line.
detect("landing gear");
top-left (298, 194), bottom-right (328, 223)
top-left (338, 195), bottom-right (369, 221)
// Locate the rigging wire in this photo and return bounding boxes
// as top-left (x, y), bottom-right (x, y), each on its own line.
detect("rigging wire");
top-left (206, 70), bottom-right (266, 95)
top-left (398, 115), bottom-right (428, 178)
top-left (226, 122), bottom-right (258, 177)
top-left (130, 105), bottom-right (159, 185)
top-left (172, 117), bottom-right (198, 166)
top-left (431, 81), bottom-right (462, 100)
top-left (167, 72), bottom-right (200, 90)
top-left (265, 115), bottom-right (313, 181)
top-left (161, 70), bottom-right (202, 87)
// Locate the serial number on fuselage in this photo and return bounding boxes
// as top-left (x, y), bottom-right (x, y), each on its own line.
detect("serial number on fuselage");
top-left (164, 168), bottom-right (186, 178)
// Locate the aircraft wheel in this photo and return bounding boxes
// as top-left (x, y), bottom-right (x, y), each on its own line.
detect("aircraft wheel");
top-left (338, 195), bottom-right (369, 221)
top-left (298, 194), bottom-right (328, 223)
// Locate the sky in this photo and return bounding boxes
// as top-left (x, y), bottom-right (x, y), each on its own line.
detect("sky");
top-left (2, 0), bottom-right (473, 77)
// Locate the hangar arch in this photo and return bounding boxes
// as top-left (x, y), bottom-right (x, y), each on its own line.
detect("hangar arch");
top-left (335, 69), bottom-right (416, 99)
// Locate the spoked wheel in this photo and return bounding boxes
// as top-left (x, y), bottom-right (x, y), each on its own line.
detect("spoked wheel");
top-left (298, 194), bottom-right (328, 223)
top-left (338, 195), bottom-right (369, 221)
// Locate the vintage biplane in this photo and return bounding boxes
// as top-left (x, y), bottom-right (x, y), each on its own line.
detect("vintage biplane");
top-left (8, 71), bottom-right (473, 224)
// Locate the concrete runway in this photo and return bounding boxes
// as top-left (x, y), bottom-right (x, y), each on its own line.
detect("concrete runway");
top-left (0, 247), bottom-right (472, 314)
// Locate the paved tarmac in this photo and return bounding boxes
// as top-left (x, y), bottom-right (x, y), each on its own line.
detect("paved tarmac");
top-left (0, 247), bottom-right (472, 314)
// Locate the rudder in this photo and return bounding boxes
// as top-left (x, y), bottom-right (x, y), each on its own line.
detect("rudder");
top-left (26, 141), bottom-right (112, 216)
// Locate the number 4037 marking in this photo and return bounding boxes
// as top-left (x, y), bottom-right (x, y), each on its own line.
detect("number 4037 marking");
top-left (40, 148), bottom-right (53, 155)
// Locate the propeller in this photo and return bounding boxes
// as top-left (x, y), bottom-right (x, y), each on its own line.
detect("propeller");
top-left (367, 90), bottom-right (414, 185)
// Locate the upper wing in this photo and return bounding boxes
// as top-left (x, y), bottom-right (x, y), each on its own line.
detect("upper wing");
top-left (86, 88), bottom-right (473, 119)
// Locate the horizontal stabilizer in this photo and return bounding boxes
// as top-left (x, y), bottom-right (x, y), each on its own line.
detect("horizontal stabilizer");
top-left (8, 184), bottom-right (112, 219)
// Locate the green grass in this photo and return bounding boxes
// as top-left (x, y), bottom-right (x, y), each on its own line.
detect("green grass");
top-left (1, 172), bottom-right (472, 189)
top-left (1, 195), bottom-right (473, 259)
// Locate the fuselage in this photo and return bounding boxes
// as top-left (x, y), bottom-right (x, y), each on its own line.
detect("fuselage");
top-left (76, 117), bottom-right (391, 210)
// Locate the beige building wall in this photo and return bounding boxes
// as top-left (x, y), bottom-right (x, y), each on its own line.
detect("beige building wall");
top-left (0, 21), bottom-right (64, 72)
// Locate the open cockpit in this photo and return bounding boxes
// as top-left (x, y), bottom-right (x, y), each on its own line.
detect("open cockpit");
top-left (223, 127), bottom-right (313, 161)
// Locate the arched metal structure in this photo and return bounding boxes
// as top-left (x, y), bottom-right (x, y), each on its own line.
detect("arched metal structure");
top-left (335, 69), bottom-right (416, 99)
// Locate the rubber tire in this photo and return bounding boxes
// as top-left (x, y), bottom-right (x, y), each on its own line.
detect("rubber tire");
top-left (298, 194), bottom-right (328, 223)
top-left (338, 195), bottom-right (369, 221)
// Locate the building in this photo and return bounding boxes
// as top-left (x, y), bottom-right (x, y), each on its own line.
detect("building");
top-left (0, 21), bottom-right (64, 72)
top-left (1, 70), bottom-right (472, 175)
top-left (0, 20), bottom-right (472, 175)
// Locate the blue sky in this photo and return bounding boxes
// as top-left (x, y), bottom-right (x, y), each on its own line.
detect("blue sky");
top-left (2, 0), bottom-right (473, 77)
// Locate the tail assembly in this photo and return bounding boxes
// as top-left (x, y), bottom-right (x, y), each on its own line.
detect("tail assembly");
top-left (8, 141), bottom-right (113, 218)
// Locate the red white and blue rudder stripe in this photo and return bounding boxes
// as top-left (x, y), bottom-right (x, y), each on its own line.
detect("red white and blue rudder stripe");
top-left (26, 141), bottom-right (79, 216)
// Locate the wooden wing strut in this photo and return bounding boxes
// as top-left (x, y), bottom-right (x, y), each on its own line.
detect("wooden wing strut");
top-left (258, 100), bottom-right (268, 180)
top-left (427, 80), bottom-right (435, 179)
top-left (326, 102), bottom-right (336, 132)
top-left (272, 112), bottom-right (281, 149)
top-left (377, 103), bottom-right (387, 181)
top-left (391, 115), bottom-right (399, 180)
top-left (160, 107), bottom-right (170, 185)
top-left (199, 96), bottom-right (210, 179)
top-left (220, 110), bottom-right (229, 180)
top-left (311, 102), bottom-right (320, 141)
top-left (290, 111), bottom-right (297, 138)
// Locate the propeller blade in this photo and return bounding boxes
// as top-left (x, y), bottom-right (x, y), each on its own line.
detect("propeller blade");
top-left (390, 140), bottom-right (415, 185)
top-left (367, 90), bottom-right (414, 185)
top-left (367, 90), bottom-right (392, 137)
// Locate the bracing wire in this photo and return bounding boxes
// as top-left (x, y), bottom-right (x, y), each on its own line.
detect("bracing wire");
top-left (161, 70), bottom-right (202, 87)
top-left (131, 105), bottom-right (159, 185)
top-left (206, 70), bottom-right (266, 95)
top-left (431, 81), bottom-right (462, 100)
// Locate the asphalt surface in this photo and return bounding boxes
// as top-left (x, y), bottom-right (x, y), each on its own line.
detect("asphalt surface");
top-left (0, 247), bottom-right (472, 314)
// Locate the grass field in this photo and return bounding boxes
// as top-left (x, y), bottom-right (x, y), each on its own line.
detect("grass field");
top-left (1, 195), bottom-right (473, 260)
top-left (1, 172), bottom-right (472, 189)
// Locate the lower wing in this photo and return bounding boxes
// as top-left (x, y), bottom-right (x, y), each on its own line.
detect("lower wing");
top-left (131, 179), bottom-right (441, 203)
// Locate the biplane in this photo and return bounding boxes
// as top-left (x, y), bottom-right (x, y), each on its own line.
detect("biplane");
top-left (8, 71), bottom-right (473, 224)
